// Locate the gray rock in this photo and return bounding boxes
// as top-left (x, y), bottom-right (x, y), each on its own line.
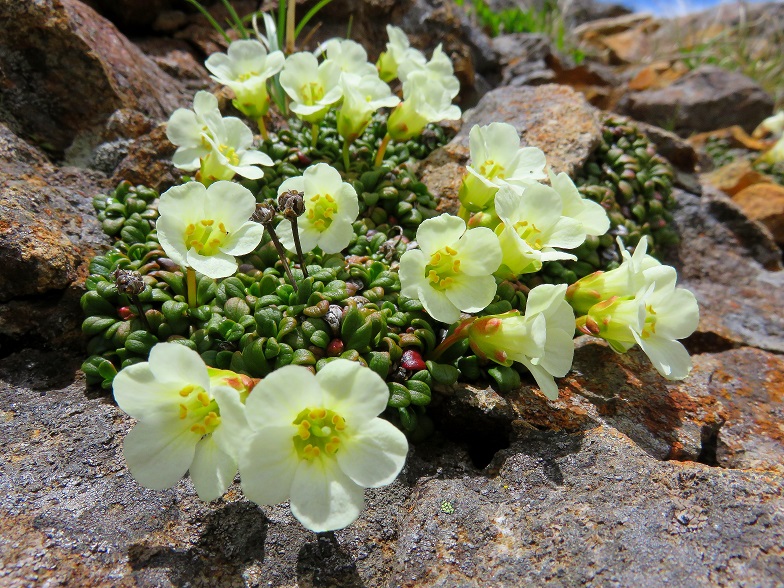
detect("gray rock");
top-left (1, 351), bottom-right (782, 587)
top-left (621, 65), bottom-right (774, 136)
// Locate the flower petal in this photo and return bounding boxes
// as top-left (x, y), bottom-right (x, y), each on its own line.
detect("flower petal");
top-left (148, 342), bottom-right (210, 390)
top-left (166, 109), bottom-right (201, 148)
top-left (456, 227), bottom-right (502, 276)
top-left (445, 274), bottom-right (498, 313)
top-left (220, 222), bottom-right (265, 257)
top-left (244, 364), bottom-right (322, 429)
top-left (240, 425), bottom-right (299, 505)
top-left (634, 333), bottom-right (693, 380)
top-left (112, 363), bottom-right (179, 420)
top-left (289, 458), bottom-right (365, 532)
top-left (398, 250), bottom-right (426, 299)
top-left (190, 435), bottom-right (237, 501)
top-left (211, 385), bottom-right (249, 458)
top-left (203, 181), bottom-right (257, 229)
top-left (337, 418), bottom-right (408, 488)
top-left (419, 284), bottom-right (460, 324)
top-left (316, 217), bottom-right (353, 254)
top-left (519, 358), bottom-right (560, 401)
top-left (123, 414), bottom-right (196, 490)
top-left (155, 216), bottom-right (189, 267)
top-left (316, 360), bottom-right (389, 425)
top-left (187, 249), bottom-right (238, 279)
top-left (415, 214), bottom-right (466, 256)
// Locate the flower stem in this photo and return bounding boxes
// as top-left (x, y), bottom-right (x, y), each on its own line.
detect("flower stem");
top-left (290, 217), bottom-right (309, 278)
top-left (257, 116), bottom-right (269, 141)
top-left (267, 225), bottom-right (299, 292)
top-left (429, 318), bottom-right (475, 361)
top-left (374, 133), bottom-right (392, 167)
top-left (311, 123), bottom-right (319, 148)
top-left (457, 205), bottom-right (471, 223)
top-left (342, 140), bottom-right (351, 171)
top-left (130, 294), bottom-right (152, 331)
top-left (187, 267), bottom-right (197, 308)
top-left (286, 0), bottom-right (296, 53)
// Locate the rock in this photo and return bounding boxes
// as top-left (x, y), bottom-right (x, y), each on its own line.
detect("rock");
top-left (419, 84), bottom-right (602, 213)
top-left (732, 183), bottom-right (784, 245)
top-left (702, 159), bottom-right (770, 197)
top-left (2, 350), bottom-right (783, 586)
top-left (86, 0), bottom-right (173, 30)
top-left (111, 125), bottom-right (182, 192)
top-left (0, 0), bottom-right (189, 157)
top-left (671, 187), bottom-right (784, 353)
top-left (628, 61), bottom-right (689, 91)
top-left (633, 119), bottom-right (698, 173)
top-left (134, 37), bottom-right (211, 93)
top-left (0, 123), bottom-right (110, 349)
top-left (621, 66), bottom-right (774, 137)
top-left (393, 426), bottom-right (784, 586)
top-left (574, 12), bottom-right (658, 64)
top-left (492, 33), bottom-right (555, 87)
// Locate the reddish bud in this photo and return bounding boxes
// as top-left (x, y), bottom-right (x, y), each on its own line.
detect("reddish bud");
top-left (118, 307), bottom-right (135, 320)
top-left (327, 339), bottom-right (344, 357)
top-left (400, 349), bottom-right (426, 371)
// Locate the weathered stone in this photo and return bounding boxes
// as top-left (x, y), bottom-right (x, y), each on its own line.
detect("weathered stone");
top-left (134, 37), bottom-right (211, 93)
top-left (419, 85), bottom-right (602, 213)
top-left (671, 187), bottom-right (784, 353)
top-left (112, 125), bottom-right (182, 192)
top-left (0, 124), bottom-right (109, 303)
top-left (732, 182), bottom-right (784, 244)
top-left (2, 351), bottom-right (783, 587)
top-left (0, 0), bottom-right (189, 156)
top-left (393, 426), bottom-right (784, 587)
top-left (86, 0), bottom-right (173, 29)
top-left (702, 159), bottom-right (770, 196)
top-left (621, 65), bottom-right (774, 136)
top-left (0, 124), bottom-right (110, 348)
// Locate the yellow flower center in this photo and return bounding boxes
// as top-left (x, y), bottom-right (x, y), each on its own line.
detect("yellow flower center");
top-left (513, 220), bottom-right (544, 250)
top-left (185, 219), bottom-right (229, 256)
top-left (640, 304), bottom-right (657, 339)
top-left (300, 81), bottom-right (325, 105)
top-left (292, 407), bottom-right (347, 461)
top-left (305, 193), bottom-right (337, 232)
top-left (218, 144), bottom-right (241, 166)
top-left (479, 159), bottom-right (505, 180)
top-left (425, 245), bottom-right (461, 291)
top-left (237, 70), bottom-right (260, 82)
top-left (177, 384), bottom-right (222, 437)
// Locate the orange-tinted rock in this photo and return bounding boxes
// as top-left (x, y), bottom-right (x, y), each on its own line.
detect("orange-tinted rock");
top-left (112, 125), bottom-right (182, 192)
top-left (732, 183), bottom-right (784, 244)
top-left (702, 159), bottom-right (770, 196)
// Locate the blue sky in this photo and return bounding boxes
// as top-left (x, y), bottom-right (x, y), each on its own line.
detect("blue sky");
top-left (617, 0), bottom-right (781, 16)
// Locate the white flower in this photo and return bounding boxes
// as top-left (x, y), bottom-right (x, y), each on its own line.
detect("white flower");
top-left (323, 38), bottom-right (378, 78)
top-left (113, 343), bottom-right (249, 501)
top-left (566, 236), bottom-right (661, 314)
top-left (754, 110), bottom-right (784, 138)
top-left (582, 266), bottom-right (699, 380)
top-left (386, 71), bottom-right (461, 142)
top-left (157, 181), bottom-right (265, 278)
top-left (165, 90), bottom-right (273, 182)
top-left (466, 284), bottom-right (575, 399)
top-left (200, 116), bottom-right (273, 182)
top-left (337, 73), bottom-right (400, 143)
top-left (280, 52), bottom-right (343, 123)
top-left (399, 214), bottom-right (502, 324)
top-left (459, 122), bottom-right (547, 213)
top-left (548, 171), bottom-right (610, 237)
top-left (398, 44), bottom-right (460, 99)
top-left (205, 39), bottom-right (285, 119)
top-left (494, 184), bottom-right (587, 276)
top-left (377, 24), bottom-right (426, 82)
top-left (236, 360), bottom-right (409, 532)
top-left (275, 163), bottom-right (359, 254)
top-left (166, 91), bottom-right (223, 171)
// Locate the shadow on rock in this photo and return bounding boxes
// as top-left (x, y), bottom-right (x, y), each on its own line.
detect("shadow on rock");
top-left (489, 428), bottom-right (585, 486)
top-left (0, 349), bottom-right (83, 390)
top-left (128, 501), bottom-right (267, 587)
top-left (296, 532), bottom-right (367, 588)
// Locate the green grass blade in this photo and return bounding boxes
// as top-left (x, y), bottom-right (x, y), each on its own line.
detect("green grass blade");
top-left (220, 0), bottom-right (248, 39)
top-left (295, 0), bottom-right (335, 39)
top-left (184, 0), bottom-right (232, 44)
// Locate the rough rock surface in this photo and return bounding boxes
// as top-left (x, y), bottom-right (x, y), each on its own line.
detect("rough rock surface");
top-left (0, 0), bottom-right (189, 156)
top-left (732, 182), bottom-right (784, 245)
top-left (420, 84), bottom-right (602, 213)
top-left (2, 351), bottom-right (783, 587)
top-left (621, 65), bottom-right (774, 136)
top-left (0, 124), bottom-right (110, 350)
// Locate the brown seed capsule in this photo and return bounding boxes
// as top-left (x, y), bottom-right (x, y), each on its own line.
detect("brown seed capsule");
top-left (114, 268), bottom-right (145, 296)
top-left (278, 190), bottom-right (305, 220)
